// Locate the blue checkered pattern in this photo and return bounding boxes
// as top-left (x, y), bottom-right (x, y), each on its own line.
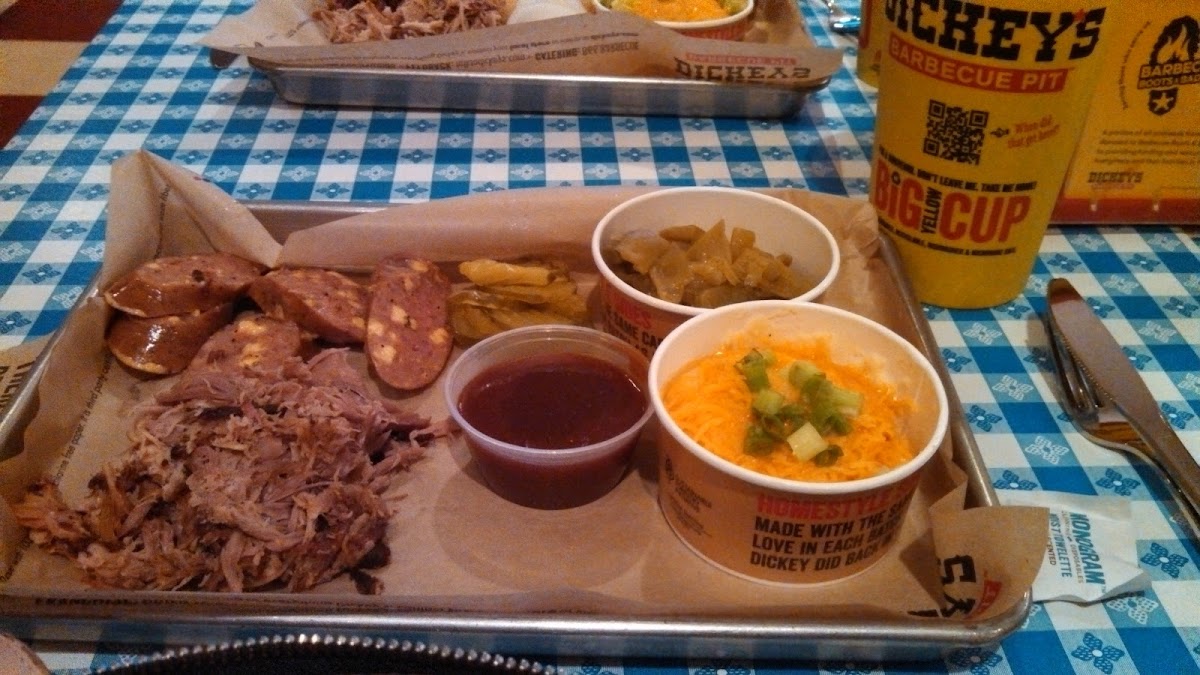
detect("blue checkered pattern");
top-left (3, 0), bottom-right (1198, 673)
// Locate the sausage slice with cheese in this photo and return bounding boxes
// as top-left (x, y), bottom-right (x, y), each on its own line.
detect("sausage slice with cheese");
top-left (248, 267), bottom-right (368, 345)
top-left (104, 253), bottom-right (265, 318)
top-left (107, 304), bottom-right (234, 375)
top-left (366, 257), bottom-right (452, 391)
top-left (188, 312), bottom-right (304, 375)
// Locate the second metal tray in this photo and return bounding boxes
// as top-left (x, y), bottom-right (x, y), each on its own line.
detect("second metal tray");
top-left (209, 0), bottom-right (833, 118)
top-left (244, 62), bottom-right (825, 119)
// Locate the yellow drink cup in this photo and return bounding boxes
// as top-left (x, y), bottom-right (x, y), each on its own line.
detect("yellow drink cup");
top-left (869, 1), bottom-right (1117, 308)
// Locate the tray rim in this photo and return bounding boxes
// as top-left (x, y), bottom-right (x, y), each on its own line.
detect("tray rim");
top-left (243, 57), bottom-right (831, 92)
top-left (245, 59), bottom-right (829, 118)
top-left (0, 197), bottom-right (1028, 662)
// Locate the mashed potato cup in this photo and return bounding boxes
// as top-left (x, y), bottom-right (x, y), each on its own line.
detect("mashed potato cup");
top-left (649, 300), bottom-right (949, 585)
top-left (591, 0), bottom-right (756, 41)
top-left (592, 187), bottom-right (840, 359)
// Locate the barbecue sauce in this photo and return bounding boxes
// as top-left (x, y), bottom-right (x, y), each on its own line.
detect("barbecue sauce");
top-left (457, 351), bottom-right (648, 509)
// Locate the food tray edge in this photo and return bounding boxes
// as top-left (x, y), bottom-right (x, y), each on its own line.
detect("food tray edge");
top-left (242, 59), bottom-right (825, 119)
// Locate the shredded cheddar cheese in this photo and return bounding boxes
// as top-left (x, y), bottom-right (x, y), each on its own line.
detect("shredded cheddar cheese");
top-left (662, 334), bottom-right (916, 482)
top-left (610, 0), bottom-right (735, 22)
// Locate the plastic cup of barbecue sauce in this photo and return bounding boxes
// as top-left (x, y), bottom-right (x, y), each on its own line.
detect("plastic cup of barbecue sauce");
top-left (869, 0), bottom-right (1117, 308)
top-left (443, 325), bottom-right (653, 510)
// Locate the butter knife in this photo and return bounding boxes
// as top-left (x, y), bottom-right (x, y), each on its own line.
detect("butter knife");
top-left (1046, 277), bottom-right (1200, 534)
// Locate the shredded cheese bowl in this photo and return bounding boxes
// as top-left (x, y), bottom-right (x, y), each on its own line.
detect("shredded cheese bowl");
top-left (592, 0), bottom-right (755, 40)
top-left (648, 300), bottom-right (949, 585)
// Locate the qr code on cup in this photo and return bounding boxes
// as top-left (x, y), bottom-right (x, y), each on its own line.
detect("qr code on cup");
top-left (923, 99), bottom-right (988, 166)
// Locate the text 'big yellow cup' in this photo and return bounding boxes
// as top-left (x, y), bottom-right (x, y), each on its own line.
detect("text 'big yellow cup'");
top-left (869, 1), bottom-right (1117, 308)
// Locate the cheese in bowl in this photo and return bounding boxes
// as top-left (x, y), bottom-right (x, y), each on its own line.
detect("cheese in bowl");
top-left (661, 332), bottom-right (917, 483)
top-left (605, 0), bottom-right (743, 22)
top-left (592, 0), bottom-right (755, 40)
top-left (649, 300), bottom-right (949, 585)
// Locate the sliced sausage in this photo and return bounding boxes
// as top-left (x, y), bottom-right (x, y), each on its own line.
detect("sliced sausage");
top-left (104, 253), bottom-right (265, 318)
top-left (247, 268), bottom-right (368, 345)
top-left (188, 312), bottom-right (304, 375)
top-left (366, 257), bottom-right (452, 391)
top-left (107, 304), bottom-right (235, 375)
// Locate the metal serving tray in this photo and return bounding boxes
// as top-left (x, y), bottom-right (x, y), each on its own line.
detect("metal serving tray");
top-left (209, 0), bottom-right (832, 118)
top-left (0, 201), bottom-right (1026, 662)
top-left (244, 61), bottom-right (825, 119)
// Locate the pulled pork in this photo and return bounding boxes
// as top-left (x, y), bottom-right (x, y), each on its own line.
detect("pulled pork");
top-left (312, 0), bottom-right (509, 43)
top-left (12, 350), bottom-right (445, 593)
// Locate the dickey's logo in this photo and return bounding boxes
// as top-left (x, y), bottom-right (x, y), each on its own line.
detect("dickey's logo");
top-left (883, 1), bottom-right (1106, 63)
top-left (1138, 16), bottom-right (1200, 115)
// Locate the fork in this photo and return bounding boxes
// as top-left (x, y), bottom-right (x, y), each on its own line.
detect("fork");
top-left (821, 0), bottom-right (861, 35)
top-left (1044, 314), bottom-right (1200, 539)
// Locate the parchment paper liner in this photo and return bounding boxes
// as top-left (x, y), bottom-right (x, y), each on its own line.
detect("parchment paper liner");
top-left (0, 150), bottom-right (1046, 625)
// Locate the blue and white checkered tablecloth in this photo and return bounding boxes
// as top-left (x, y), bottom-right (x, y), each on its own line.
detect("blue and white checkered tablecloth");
top-left (1, 0), bottom-right (1198, 673)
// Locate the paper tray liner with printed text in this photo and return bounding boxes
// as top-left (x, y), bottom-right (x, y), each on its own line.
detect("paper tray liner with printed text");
top-left (0, 151), bottom-right (1046, 661)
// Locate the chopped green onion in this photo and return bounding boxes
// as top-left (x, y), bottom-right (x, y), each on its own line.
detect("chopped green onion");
top-left (776, 403), bottom-right (806, 430)
top-left (757, 413), bottom-right (787, 441)
top-left (744, 424), bottom-right (777, 455)
top-left (786, 360), bottom-right (823, 391)
top-left (786, 422), bottom-right (827, 461)
top-left (825, 413), bottom-right (853, 436)
top-left (829, 385), bottom-right (863, 418)
top-left (755, 402), bottom-right (805, 440)
top-left (812, 444), bottom-right (844, 467)
top-left (738, 350), bottom-right (863, 460)
top-left (736, 349), bottom-right (775, 392)
top-left (752, 388), bottom-right (786, 416)
top-left (806, 378), bottom-right (861, 436)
